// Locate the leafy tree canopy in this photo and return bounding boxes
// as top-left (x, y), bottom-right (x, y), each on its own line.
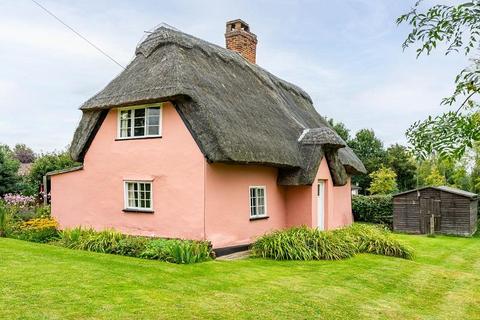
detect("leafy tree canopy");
top-left (0, 144), bottom-right (20, 196)
top-left (425, 166), bottom-right (446, 186)
top-left (386, 144), bottom-right (417, 191)
top-left (349, 129), bottom-right (387, 193)
top-left (368, 166), bottom-right (398, 195)
top-left (398, 1), bottom-right (480, 160)
top-left (13, 144), bottom-right (36, 164)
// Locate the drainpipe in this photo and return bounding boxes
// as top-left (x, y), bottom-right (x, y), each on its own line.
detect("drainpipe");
top-left (42, 175), bottom-right (48, 205)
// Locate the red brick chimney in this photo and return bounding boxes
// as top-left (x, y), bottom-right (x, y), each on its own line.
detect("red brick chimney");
top-left (225, 19), bottom-right (257, 64)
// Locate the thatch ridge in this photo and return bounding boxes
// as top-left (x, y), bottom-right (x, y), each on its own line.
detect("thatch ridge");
top-left (70, 26), bottom-right (366, 185)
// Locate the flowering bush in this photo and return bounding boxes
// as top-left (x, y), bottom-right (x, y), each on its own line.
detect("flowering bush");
top-left (1, 194), bottom-right (50, 222)
top-left (9, 217), bottom-right (59, 243)
top-left (2, 194), bottom-right (37, 208)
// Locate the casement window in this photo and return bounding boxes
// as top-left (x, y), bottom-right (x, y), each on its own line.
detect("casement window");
top-left (249, 186), bottom-right (267, 218)
top-left (118, 104), bottom-right (162, 139)
top-left (124, 181), bottom-right (153, 211)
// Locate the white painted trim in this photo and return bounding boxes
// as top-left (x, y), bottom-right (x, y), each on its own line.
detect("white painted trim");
top-left (249, 186), bottom-right (268, 218)
top-left (123, 180), bottom-right (154, 211)
top-left (297, 128), bottom-right (310, 142)
top-left (116, 103), bottom-right (163, 140)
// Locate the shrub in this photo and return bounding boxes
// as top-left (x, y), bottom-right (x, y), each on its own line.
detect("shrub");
top-left (252, 224), bottom-right (413, 261)
top-left (57, 228), bottom-right (213, 264)
top-left (352, 195), bottom-right (393, 228)
top-left (1, 194), bottom-right (50, 224)
top-left (338, 224), bottom-right (414, 259)
top-left (252, 226), bottom-right (355, 260)
top-left (0, 201), bottom-right (7, 237)
top-left (114, 237), bottom-right (150, 257)
top-left (57, 228), bottom-right (123, 253)
top-left (9, 217), bottom-right (59, 243)
top-left (141, 239), bottom-right (212, 264)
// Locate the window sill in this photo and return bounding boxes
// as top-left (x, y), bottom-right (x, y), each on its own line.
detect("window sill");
top-left (122, 208), bottom-right (154, 214)
top-left (250, 215), bottom-right (269, 221)
top-left (115, 136), bottom-right (162, 141)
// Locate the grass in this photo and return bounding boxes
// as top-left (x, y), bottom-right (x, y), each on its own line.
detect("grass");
top-left (1, 234), bottom-right (480, 319)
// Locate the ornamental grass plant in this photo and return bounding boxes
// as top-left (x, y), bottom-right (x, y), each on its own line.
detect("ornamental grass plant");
top-left (252, 224), bottom-right (413, 261)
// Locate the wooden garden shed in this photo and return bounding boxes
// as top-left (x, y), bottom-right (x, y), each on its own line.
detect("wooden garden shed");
top-left (393, 186), bottom-right (478, 236)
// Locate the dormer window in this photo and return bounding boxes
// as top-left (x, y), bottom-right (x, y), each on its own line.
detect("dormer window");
top-left (117, 103), bottom-right (162, 139)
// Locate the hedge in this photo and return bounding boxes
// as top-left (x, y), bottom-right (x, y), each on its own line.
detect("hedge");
top-left (352, 195), bottom-right (393, 228)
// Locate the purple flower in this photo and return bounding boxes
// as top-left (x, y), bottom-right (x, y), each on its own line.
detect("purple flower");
top-left (2, 194), bottom-right (37, 208)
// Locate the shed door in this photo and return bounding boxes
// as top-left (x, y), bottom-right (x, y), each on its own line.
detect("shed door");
top-left (419, 198), bottom-right (441, 233)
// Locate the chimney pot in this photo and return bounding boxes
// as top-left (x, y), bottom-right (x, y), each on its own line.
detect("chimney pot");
top-left (225, 19), bottom-right (257, 64)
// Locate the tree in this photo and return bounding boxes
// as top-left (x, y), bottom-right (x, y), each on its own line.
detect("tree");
top-left (327, 118), bottom-right (350, 142)
top-left (471, 143), bottom-right (480, 193)
top-left (27, 152), bottom-right (78, 195)
top-left (398, 1), bottom-right (480, 159)
top-left (386, 144), bottom-right (417, 191)
top-left (349, 129), bottom-right (387, 193)
top-left (13, 144), bottom-right (36, 163)
top-left (368, 166), bottom-right (398, 195)
top-left (425, 167), bottom-right (446, 186)
top-left (0, 145), bottom-right (20, 196)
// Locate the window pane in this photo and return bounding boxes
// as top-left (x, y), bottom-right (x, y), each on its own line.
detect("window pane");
top-left (120, 110), bottom-right (132, 137)
top-left (145, 184), bottom-right (151, 192)
top-left (134, 117), bottom-right (145, 128)
top-left (134, 108), bottom-right (145, 117)
top-left (258, 188), bottom-right (264, 197)
top-left (134, 127), bottom-right (145, 136)
top-left (145, 200), bottom-right (151, 208)
top-left (251, 206), bottom-right (257, 216)
top-left (258, 206), bottom-right (265, 215)
top-left (258, 197), bottom-right (264, 206)
top-left (148, 116), bottom-right (159, 126)
top-left (148, 126), bottom-right (159, 135)
top-left (148, 107), bottom-right (160, 116)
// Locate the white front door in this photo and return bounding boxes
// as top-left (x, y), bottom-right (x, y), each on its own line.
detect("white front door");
top-left (317, 180), bottom-right (325, 230)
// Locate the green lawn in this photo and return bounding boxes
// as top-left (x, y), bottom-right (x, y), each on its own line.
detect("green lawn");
top-left (1, 234), bottom-right (480, 320)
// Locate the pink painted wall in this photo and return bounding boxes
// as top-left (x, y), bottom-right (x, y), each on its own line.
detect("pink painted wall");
top-left (204, 164), bottom-right (287, 248)
top-left (51, 102), bottom-right (206, 240)
top-left (285, 158), bottom-right (353, 230)
top-left (330, 180), bottom-right (353, 229)
top-left (285, 185), bottom-right (312, 227)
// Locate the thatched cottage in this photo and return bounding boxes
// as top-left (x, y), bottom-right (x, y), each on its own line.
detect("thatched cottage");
top-left (49, 20), bottom-right (365, 250)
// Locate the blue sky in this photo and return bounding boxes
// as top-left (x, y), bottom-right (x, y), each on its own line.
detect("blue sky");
top-left (0, 0), bottom-right (466, 152)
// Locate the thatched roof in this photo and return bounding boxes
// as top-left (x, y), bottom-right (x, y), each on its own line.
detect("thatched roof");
top-left (70, 26), bottom-right (366, 185)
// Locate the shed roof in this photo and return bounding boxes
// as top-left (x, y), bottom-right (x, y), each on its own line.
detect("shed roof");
top-left (393, 186), bottom-right (478, 200)
top-left (69, 26), bottom-right (365, 185)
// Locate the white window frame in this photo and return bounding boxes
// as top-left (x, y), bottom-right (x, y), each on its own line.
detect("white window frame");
top-left (123, 180), bottom-right (154, 212)
top-left (249, 186), bottom-right (268, 218)
top-left (117, 103), bottom-right (163, 139)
